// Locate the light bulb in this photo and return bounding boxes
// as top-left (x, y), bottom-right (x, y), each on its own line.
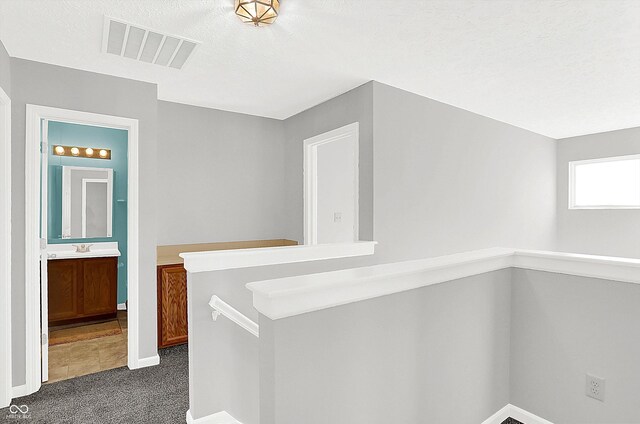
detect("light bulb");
top-left (85, 148), bottom-right (94, 156)
top-left (99, 149), bottom-right (108, 158)
top-left (71, 147), bottom-right (80, 156)
top-left (235, 0), bottom-right (279, 26)
top-left (54, 146), bottom-right (65, 155)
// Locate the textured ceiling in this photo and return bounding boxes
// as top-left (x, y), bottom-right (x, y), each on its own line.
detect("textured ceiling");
top-left (1, 0), bottom-right (639, 138)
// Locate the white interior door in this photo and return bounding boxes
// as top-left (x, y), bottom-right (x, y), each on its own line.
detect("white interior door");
top-left (40, 119), bottom-right (49, 382)
top-left (303, 122), bottom-right (359, 245)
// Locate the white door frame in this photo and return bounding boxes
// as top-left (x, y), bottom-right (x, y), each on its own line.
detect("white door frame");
top-left (40, 119), bottom-right (49, 382)
top-left (0, 86), bottom-right (12, 408)
top-left (303, 122), bottom-right (359, 245)
top-left (24, 105), bottom-right (141, 396)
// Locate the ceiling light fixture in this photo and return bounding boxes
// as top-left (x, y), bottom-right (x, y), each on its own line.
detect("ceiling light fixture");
top-left (235, 0), bottom-right (280, 26)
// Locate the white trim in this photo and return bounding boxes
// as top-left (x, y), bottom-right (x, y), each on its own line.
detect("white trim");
top-left (480, 404), bottom-right (511, 424)
top-left (568, 154), bottom-right (640, 210)
top-left (117, 303), bottom-right (127, 311)
top-left (303, 122), bottom-right (359, 245)
top-left (209, 296), bottom-right (259, 338)
top-left (513, 249), bottom-right (640, 284)
top-left (508, 405), bottom-right (554, 424)
top-left (186, 410), bottom-right (243, 424)
top-left (62, 165), bottom-right (70, 237)
top-left (481, 404), bottom-right (554, 424)
top-left (136, 354), bottom-right (160, 368)
top-left (181, 241), bottom-right (376, 274)
top-left (246, 248), bottom-right (640, 320)
top-left (11, 384), bottom-right (29, 400)
top-left (0, 86), bottom-right (11, 408)
top-left (247, 247), bottom-right (513, 320)
top-left (24, 105), bottom-right (144, 398)
top-left (40, 119), bottom-right (49, 382)
top-left (24, 105), bottom-right (41, 395)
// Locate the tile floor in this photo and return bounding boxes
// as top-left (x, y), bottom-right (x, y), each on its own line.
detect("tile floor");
top-left (47, 311), bottom-right (128, 383)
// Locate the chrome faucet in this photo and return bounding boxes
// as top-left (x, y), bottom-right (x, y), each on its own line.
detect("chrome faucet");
top-left (73, 244), bottom-right (93, 253)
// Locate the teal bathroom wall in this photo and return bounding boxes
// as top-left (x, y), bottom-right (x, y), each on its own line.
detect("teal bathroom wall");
top-left (47, 121), bottom-right (128, 304)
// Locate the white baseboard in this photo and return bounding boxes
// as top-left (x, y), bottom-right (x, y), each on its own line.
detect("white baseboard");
top-left (134, 354), bottom-right (160, 369)
top-left (481, 405), bottom-right (511, 424)
top-left (117, 303), bottom-right (127, 311)
top-left (481, 404), bottom-right (553, 424)
top-left (186, 410), bottom-right (242, 424)
top-left (508, 405), bottom-right (554, 424)
top-left (11, 384), bottom-right (30, 399)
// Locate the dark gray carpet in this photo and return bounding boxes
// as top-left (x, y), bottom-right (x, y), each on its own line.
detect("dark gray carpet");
top-left (2, 344), bottom-right (188, 424)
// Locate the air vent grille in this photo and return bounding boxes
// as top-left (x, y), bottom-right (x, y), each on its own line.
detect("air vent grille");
top-left (102, 17), bottom-right (200, 70)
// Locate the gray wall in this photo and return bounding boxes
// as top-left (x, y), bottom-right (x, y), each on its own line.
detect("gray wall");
top-left (10, 58), bottom-right (159, 385)
top-left (259, 269), bottom-right (512, 424)
top-left (157, 101), bottom-right (288, 245)
top-left (556, 128), bottom-right (640, 259)
top-left (187, 254), bottom-right (377, 422)
top-left (372, 82), bottom-right (557, 263)
top-left (283, 82), bottom-right (374, 243)
top-left (510, 269), bottom-right (640, 423)
top-left (0, 39), bottom-right (10, 97)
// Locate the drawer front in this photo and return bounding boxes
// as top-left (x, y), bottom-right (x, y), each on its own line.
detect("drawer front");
top-left (158, 265), bottom-right (188, 347)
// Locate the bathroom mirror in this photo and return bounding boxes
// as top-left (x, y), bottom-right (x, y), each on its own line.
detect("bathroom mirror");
top-left (61, 166), bottom-right (113, 239)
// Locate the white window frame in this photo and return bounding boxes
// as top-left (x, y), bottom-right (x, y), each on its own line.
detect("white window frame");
top-left (568, 154), bottom-right (640, 210)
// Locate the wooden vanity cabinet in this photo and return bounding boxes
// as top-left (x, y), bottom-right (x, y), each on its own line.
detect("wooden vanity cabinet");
top-left (156, 239), bottom-right (298, 349)
top-left (48, 257), bottom-right (118, 326)
top-left (157, 264), bottom-right (188, 348)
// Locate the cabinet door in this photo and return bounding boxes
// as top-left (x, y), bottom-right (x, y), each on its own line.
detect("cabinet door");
top-left (82, 257), bottom-right (118, 316)
top-left (48, 259), bottom-right (80, 322)
top-left (158, 266), bottom-right (188, 347)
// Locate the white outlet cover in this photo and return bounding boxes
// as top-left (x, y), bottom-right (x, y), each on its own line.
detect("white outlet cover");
top-left (586, 374), bottom-right (605, 402)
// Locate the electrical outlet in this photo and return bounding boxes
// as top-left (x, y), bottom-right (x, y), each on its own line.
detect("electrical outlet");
top-left (333, 212), bottom-right (342, 223)
top-left (586, 374), bottom-right (605, 401)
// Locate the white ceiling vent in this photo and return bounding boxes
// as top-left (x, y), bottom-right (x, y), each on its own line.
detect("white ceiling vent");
top-left (102, 17), bottom-right (200, 69)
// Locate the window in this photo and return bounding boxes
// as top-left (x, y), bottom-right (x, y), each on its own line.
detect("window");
top-left (569, 155), bottom-right (640, 209)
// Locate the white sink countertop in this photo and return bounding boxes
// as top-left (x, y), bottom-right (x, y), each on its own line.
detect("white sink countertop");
top-left (47, 242), bottom-right (120, 260)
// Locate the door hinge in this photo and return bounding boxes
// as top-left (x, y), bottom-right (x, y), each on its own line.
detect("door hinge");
top-left (41, 333), bottom-right (48, 346)
top-left (39, 238), bottom-right (47, 250)
top-left (40, 141), bottom-right (48, 154)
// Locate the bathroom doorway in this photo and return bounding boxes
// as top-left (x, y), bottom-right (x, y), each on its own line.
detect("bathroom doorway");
top-left (43, 121), bottom-right (128, 383)
top-left (23, 105), bottom-right (141, 396)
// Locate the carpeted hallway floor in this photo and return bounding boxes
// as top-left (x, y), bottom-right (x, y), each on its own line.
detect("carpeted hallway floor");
top-left (2, 344), bottom-right (188, 424)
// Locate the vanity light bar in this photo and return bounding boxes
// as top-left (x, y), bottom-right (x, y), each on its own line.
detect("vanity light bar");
top-left (53, 145), bottom-right (111, 160)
